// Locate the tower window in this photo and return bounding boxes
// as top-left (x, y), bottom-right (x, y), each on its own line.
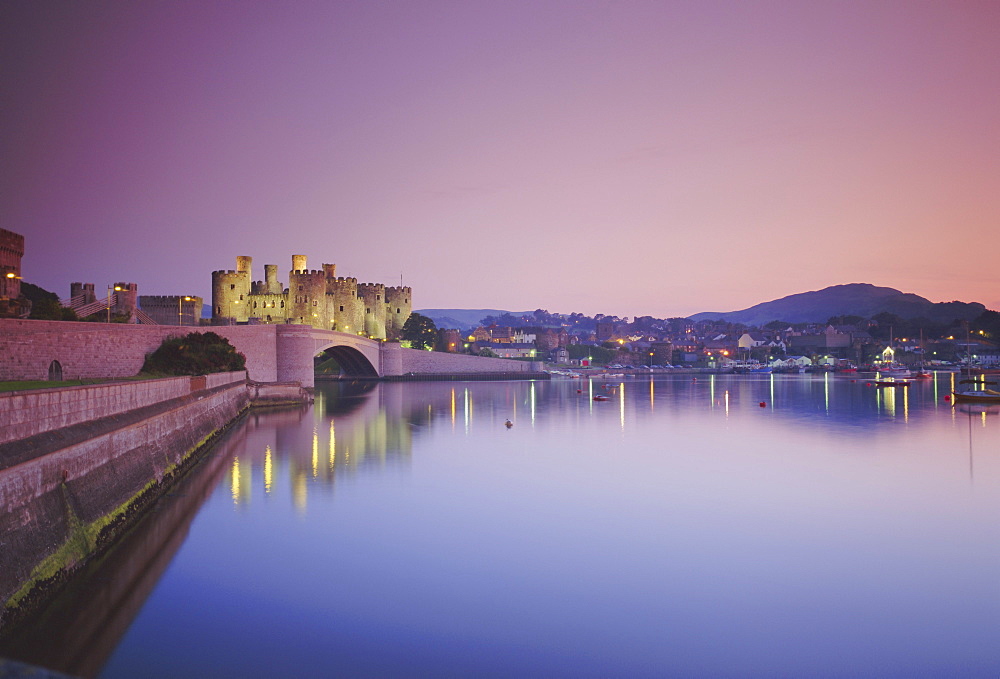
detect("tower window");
top-left (230, 284), bottom-right (235, 290)
top-left (339, 305), bottom-right (344, 312)
top-left (396, 308), bottom-right (400, 313)
top-left (366, 308), bottom-right (371, 314)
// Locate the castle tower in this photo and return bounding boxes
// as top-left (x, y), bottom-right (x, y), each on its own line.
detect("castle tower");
top-left (384, 286), bottom-right (412, 340)
top-left (358, 283), bottom-right (387, 339)
top-left (70, 282), bottom-right (97, 305)
top-left (328, 277), bottom-right (362, 334)
top-left (264, 265), bottom-right (279, 293)
top-left (212, 256), bottom-right (252, 323)
top-left (288, 255), bottom-right (328, 326)
top-left (0, 228), bottom-right (24, 303)
top-left (111, 282), bottom-right (138, 319)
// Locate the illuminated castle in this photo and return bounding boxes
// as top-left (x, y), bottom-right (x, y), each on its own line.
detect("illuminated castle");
top-left (211, 255), bottom-right (411, 340)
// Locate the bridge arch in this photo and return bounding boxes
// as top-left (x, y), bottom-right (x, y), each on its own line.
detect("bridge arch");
top-left (315, 343), bottom-right (379, 378)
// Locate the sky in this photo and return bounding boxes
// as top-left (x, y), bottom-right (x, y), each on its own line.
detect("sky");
top-left (2, 0), bottom-right (998, 319)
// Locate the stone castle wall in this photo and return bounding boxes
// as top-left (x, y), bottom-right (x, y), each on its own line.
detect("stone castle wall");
top-left (0, 319), bottom-right (281, 384)
top-left (137, 295), bottom-right (203, 326)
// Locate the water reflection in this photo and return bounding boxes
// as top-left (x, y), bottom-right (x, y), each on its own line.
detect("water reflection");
top-left (4, 373), bottom-right (1000, 678)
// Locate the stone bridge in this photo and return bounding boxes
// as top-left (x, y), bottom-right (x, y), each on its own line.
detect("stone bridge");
top-left (0, 319), bottom-right (543, 387)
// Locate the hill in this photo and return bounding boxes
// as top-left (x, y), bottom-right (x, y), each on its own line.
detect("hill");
top-left (416, 309), bottom-right (531, 330)
top-left (690, 283), bottom-right (986, 326)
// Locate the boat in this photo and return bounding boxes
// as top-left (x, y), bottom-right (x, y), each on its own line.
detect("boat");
top-left (952, 389), bottom-right (1000, 404)
top-left (873, 380), bottom-right (911, 387)
top-left (593, 394), bottom-right (609, 401)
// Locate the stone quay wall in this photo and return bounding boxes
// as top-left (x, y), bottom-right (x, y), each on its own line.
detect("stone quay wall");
top-left (0, 372), bottom-right (246, 446)
top-left (398, 347), bottom-right (544, 374)
top-left (0, 379), bottom-right (251, 627)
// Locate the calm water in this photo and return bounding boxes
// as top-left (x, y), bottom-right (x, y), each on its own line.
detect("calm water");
top-left (10, 373), bottom-right (1000, 677)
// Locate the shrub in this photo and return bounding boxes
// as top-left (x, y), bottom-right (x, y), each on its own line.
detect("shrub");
top-left (142, 332), bottom-right (246, 376)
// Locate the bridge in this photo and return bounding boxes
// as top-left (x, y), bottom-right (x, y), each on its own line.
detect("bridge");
top-left (0, 319), bottom-right (544, 387)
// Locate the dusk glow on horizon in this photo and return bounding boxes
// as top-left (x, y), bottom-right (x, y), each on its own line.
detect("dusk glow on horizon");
top-left (3, 1), bottom-right (998, 319)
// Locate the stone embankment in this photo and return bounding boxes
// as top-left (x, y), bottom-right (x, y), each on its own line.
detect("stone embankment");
top-left (0, 372), bottom-right (308, 630)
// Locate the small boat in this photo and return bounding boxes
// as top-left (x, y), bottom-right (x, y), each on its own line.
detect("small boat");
top-left (873, 380), bottom-right (911, 388)
top-left (952, 389), bottom-right (1000, 404)
top-left (593, 394), bottom-right (609, 401)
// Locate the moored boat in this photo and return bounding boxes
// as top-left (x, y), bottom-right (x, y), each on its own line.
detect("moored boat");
top-left (952, 389), bottom-right (1000, 404)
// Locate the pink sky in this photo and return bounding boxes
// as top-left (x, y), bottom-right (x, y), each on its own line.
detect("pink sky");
top-left (3, 1), bottom-right (998, 319)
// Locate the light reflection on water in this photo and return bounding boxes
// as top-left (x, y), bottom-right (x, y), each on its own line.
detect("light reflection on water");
top-left (65, 375), bottom-right (1000, 676)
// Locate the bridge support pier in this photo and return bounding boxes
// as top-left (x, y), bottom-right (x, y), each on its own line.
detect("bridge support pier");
top-left (379, 343), bottom-right (403, 378)
top-left (275, 326), bottom-right (319, 388)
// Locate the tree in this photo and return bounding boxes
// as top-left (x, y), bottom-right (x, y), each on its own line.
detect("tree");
top-left (400, 312), bottom-right (438, 350)
top-left (141, 332), bottom-right (246, 375)
top-left (826, 315), bottom-right (865, 327)
top-left (21, 281), bottom-right (78, 320)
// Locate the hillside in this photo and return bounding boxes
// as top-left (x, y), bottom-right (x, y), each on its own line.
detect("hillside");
top-left (417, 309), bottom-right (531, 330)
top-left (690, 283), bottom-right (985, 326)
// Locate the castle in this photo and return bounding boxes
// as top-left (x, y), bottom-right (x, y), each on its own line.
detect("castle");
top-left (211, 255), bottom-right (411, 340)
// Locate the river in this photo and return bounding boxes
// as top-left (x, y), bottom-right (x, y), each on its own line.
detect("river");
top-left (4, 373), bottom-right (1000, 677)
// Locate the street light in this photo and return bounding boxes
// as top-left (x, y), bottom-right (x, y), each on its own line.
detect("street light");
top-left (107, 285), bottom-right (122, 323)
top-left (178, 296), bottom-right (193, 326)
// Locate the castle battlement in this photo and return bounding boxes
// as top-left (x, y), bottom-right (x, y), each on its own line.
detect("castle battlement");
top-left (212, 255), bottom-right (411, 339)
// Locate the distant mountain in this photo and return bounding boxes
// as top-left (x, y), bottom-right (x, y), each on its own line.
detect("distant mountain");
top-left (417, 309), bottom-right (532, 330)
top-left (690, 283), bottom-right (986, 327)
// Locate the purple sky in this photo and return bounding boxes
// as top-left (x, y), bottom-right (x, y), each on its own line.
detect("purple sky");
top-left (3, 1), bottom-right (998, 318)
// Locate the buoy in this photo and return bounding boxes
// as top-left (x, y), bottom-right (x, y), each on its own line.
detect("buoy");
top-left (505, 419), bottom-right (513, 428)
top-left (759, 401), bottom-right (766, 407)
top-left (944, 395), bottom-right (951, 401)
top-left (865, 382), bottom-right (872, 387)
top-left (577, 389), bottom-right (582, 393)
top-left (850, 379), bottom-right (856, 383)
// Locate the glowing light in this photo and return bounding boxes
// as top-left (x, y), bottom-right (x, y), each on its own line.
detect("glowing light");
top-left (231, 456), bottom-right (241, 503)
top-left (293, 472), bottom-right (307, 513)
top-left (5, 272), bottom-right (14, 278)
top-left (329, 420), bottom-right (336, 471)
top-left (264, 446), bottom-right (273, 494)
top-left (312, 428), bottom-right (319, 477)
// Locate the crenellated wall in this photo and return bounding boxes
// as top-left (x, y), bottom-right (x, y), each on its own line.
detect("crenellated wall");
top-left (212, 255), bottom-right (408, 339)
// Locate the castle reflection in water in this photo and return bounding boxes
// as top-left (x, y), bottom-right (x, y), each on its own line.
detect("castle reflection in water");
top-left (225, 371), bottom-right (968, 509)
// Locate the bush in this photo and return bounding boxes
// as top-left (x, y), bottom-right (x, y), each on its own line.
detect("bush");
top-left (142, 332), bottom-right (246, 376)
